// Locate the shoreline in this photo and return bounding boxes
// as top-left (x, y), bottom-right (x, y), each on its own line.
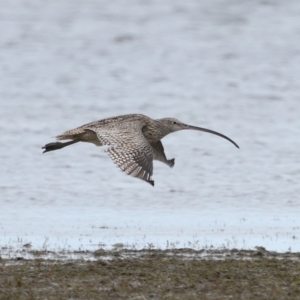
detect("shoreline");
top-left (2, 246), bottom-right (300, 261)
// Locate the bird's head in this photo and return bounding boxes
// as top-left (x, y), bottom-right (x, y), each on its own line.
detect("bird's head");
top-left (158, 118), bottom-right (189, 133)
top-left (156, 117), bottom-right (239, 148)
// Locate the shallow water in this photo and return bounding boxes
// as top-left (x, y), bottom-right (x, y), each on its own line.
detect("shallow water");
top-left (1, 0), bottom-right (300, 256)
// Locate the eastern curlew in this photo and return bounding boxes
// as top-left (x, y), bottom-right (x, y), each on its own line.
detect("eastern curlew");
top-left (42, 114), bottom-right (239, 186)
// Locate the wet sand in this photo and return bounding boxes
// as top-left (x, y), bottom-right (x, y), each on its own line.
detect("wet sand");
top-left (1, 248), bottom-right (300, 299)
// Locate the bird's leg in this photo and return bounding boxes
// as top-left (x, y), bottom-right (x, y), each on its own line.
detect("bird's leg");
top-left (42, 140), bottom-right (80, 153)
top-left (151, 141), bottom-right (175, 168)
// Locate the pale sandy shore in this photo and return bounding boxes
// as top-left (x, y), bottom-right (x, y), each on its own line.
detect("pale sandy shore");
top-left (2, 246), bottom-right (300, 261)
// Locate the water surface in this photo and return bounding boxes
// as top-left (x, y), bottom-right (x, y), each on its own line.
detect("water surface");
top-left (1, 0), bottom-right (300, 255)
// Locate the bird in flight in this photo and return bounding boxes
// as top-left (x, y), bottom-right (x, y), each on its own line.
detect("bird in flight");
top-left (42, 114), bottom-right (239, 186)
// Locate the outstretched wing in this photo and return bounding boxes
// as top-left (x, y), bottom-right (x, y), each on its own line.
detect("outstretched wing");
top-left (90, 122), bottom-right (154, 186)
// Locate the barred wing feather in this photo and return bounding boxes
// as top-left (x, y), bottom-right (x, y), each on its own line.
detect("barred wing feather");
top-left (91, 123), bottom-right (154, 186)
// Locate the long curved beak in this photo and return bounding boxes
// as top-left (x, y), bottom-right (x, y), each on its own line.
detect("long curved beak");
top-left (186, 124), bottom-right (239, 148)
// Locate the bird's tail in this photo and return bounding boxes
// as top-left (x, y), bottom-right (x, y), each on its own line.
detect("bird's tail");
top-left (42, 140), bottom-right (79, 153)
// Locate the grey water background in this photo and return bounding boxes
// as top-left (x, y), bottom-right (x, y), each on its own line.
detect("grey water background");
top-left (1, 0), bottom-right (300, 254)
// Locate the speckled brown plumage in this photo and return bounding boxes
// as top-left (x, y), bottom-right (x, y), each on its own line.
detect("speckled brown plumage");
top-left (42, 114), bottom-right (239, 186)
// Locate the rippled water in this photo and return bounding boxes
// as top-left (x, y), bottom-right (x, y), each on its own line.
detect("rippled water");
top-left (1, 0), bottom-right (300, 255)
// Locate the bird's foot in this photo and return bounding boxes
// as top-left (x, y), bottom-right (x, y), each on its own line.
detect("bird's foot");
top-left (167, 158), bottom-right (175, 168)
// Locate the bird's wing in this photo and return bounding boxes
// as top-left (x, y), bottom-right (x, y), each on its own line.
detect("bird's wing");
top-left (91, 122), bottom-right (154, 186)
top-left (150, 141), bottom-right (174, 168)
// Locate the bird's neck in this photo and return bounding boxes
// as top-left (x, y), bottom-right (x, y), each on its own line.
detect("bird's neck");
top-left (142, 120), bottom-right (170, 142)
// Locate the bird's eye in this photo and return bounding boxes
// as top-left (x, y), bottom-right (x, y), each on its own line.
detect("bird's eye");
top-left (172, 121), bottom-right (177, 124)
